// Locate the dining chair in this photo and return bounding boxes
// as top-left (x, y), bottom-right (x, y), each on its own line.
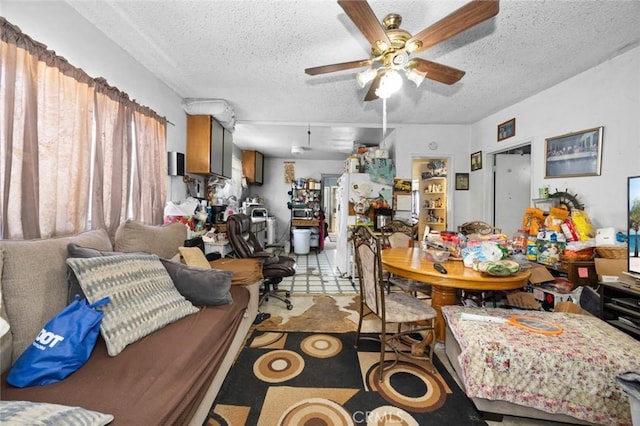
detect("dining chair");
top-left (352, 225), bottom-right (436, 382)
top-left (380, 220), bottom-right (431, 298)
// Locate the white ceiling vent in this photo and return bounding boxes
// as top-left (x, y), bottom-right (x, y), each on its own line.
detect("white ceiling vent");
top-left (181, 98), bottom-right (236, 132)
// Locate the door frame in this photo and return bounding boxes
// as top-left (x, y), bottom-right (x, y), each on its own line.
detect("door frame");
top-left (485, 140), bottom-right (533, 228)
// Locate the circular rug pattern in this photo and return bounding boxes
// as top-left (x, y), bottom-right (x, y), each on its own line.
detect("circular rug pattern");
top-left (278, 398), bottom-right (352, 426)
top-left (251, 332), bottom-right (285, 348)
top-left (300, 334), bottom-right (343, 358)
top-left (365, 406), bottom-right (418, 426)
top-left (253, 350), bottom-right (304, 383)
top-left (366, 361), bottom-right (446, 413)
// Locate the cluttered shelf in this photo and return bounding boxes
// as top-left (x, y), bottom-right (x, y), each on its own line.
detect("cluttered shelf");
top-left (600, 280), bottom-right (640, 340)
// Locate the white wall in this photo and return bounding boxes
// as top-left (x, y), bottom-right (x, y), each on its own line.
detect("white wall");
top-left (3, 1), bottom-right (189, 202)
top-left (470, 46), bottom-right (640, 231)
top-left (393, 125), bottom-right (471, 229)
top-left (248, 157), bottom-right (344, 245)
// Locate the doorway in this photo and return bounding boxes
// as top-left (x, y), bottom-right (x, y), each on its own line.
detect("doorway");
top-left (492, 144), bottom-right (531, 237)
top-left (321, 174), bottom-right (341, 233)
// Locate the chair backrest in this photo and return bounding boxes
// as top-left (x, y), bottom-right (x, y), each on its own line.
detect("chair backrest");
top-left (457, 221), bottom-right (502, 236)
top-left (226, 213), bottom-right (264, 258)
top-left (380, 220), bottom-right (416, 249)
top-left (352, 226), bottom-right (385, 318)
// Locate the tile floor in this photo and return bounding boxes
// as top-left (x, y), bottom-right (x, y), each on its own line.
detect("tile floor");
top-left (278, 245), bottom-right (358, 294)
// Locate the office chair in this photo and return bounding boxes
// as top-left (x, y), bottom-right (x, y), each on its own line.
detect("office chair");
top-left (226, 213), bottom-right (295, 310)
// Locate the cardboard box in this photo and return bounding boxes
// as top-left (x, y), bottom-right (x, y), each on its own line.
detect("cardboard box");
top-left (528, 264), bottom-right (555, 284)
top-left (594, 258), bottom-right (627, 281)
top-left (530, 285), bottom-right (575, 311)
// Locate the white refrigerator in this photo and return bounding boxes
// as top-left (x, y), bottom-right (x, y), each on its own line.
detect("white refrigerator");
top-left (335, 172), bottom-right (393, 277)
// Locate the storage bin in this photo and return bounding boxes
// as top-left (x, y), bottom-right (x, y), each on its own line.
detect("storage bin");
top-left (293, 229), bottom-right (311, 254)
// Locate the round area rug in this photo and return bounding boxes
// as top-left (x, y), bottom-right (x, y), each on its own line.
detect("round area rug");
top-left (278, 398), bottom-right (352, 426)
top-left (300, 334), bottom-right (343, 358)
top-left (253, 350), bottom-right (304, 383)
top-left (366, 361), bottom-right (446, 413)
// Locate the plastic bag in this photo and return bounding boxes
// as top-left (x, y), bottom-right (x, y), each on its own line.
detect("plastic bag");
top-left (7, 297), bottom-right (109, 388)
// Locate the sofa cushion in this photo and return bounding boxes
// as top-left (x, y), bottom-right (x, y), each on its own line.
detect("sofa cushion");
top-left (66, 253), bottom-right (198, 356)
top-left (114, 220), bottom-right (187, 259)
top-left (160, 259), bottom-right (233, 306)
top-left (0, 400), bottom-right (113, 425)
top-left (0, 229), bottom-right (112, 363)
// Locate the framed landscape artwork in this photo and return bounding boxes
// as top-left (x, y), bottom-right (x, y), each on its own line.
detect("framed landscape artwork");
top-left (544, 126), bottom-right (603, 178)
top-left (498, 118), bottom-right (516, 141)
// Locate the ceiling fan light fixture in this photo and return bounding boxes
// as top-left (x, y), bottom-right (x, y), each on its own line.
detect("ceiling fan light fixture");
top-left (375, 69), bottom-right (403, 99)
top-left (406, 67), bottom-right (427, 87)
top-left (356, 67), bottom-right (378, 88)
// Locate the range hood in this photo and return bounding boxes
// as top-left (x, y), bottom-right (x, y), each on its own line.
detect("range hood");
top-left (181, 98), bottom-right (236, 132)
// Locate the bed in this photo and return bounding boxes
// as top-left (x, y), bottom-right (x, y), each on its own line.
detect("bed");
top-left (442, 305), bottom-right (638, 425)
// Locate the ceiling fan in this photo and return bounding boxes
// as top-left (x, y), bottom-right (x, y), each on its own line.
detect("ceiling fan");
top-left (305, 0), bottom-right (500, 101)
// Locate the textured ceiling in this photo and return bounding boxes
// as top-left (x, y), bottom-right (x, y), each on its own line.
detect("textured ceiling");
top-left (67, 0), bottom-right (640, 160)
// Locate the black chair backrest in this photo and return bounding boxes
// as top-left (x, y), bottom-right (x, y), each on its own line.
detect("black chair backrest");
top-left (226, 213), bottom-right (264, 258)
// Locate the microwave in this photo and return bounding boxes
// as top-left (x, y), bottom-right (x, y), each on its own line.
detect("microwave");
top-left (292, 208), bottom-right (314, 220)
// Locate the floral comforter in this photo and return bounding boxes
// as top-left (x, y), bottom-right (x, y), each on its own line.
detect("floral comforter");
top-left (442, 305), bottom-right (640, 425)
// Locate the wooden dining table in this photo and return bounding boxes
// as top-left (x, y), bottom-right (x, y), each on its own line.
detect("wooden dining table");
top-left (381, 247), bottom-right (531, 344)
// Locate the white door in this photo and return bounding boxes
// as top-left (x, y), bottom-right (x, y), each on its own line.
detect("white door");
top-left (494, 153), bottom-right (531, 236)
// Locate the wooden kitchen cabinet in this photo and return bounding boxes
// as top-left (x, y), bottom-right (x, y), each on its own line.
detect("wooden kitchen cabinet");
top-left (186, 114), bottom-right (232, 178)
top-left (242, 150), bottom-right (263, 185)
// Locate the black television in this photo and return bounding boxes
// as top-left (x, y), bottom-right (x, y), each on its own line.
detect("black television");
top-left (628, 175), bottom-right (640, 278)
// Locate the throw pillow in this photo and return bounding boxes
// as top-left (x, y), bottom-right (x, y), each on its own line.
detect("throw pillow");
top-left (66, 253), bottom-right (198, 356)
top-left (0, 400), bottom-right (113, 426)
top-left (66, 243), bottom-right (134, 303)
top-left (178, 246), bottom-right (212, 269)
top-left (114, 220), bottom-right (187, 259)
top-left (160, 259), bottom-right (233, 306)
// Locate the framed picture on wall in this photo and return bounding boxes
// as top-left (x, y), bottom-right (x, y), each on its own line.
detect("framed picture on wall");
top-left (471, 151), bottom-right (482, 171)
top-left (498, 118), bottom-right (516, 141)
top-left (455, 173), bottom-right (469, 190)
top-left (544, 126), bottom-right (603, 178)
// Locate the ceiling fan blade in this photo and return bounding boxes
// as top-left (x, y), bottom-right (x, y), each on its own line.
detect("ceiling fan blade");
top-left (407, 0), bottom-right (499, 54)
top-left (364, 73), bottom-right (381, 102)
top-left (305, 59), bottom-right (372, 75)
top-left (410, 58), bottom-right (465, 85)
top-left (338, 0), bottom-right (391, 49)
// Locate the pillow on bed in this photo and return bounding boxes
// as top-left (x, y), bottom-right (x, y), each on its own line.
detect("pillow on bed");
top-left (0, 400), bottom-right (113, 425)
top-left (66, 253), bottom-right (198, 356)
top-left (160, 259), bottom-right (233, 306)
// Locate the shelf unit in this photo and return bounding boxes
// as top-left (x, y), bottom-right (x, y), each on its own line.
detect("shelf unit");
top-left (420, 176), bottom-right (447, 234)
top-left (290, 185), bottom-right (324, 250)
top-left (600, 281), bottom-right (640, 341)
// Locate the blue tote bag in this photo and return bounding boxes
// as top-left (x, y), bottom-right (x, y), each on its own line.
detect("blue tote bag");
top-left (7, 296), bottom-right (110, 388)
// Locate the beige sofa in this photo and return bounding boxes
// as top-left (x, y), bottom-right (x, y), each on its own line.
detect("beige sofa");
top-left (0, 221), bottom-right (260, 425)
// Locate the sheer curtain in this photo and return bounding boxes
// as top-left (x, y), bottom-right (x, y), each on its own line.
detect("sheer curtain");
top-left (1, 17), bottom-right (168, 240)
top-left (1, 19), bottom-right (93, 239)
top-left (131, 107), bottom-right (167, 225)
top-left (91, 82), bottom-right (132, 237)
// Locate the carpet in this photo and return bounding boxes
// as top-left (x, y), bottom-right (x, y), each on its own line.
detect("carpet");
top-left (207, 331), bottom-right (487, 425)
